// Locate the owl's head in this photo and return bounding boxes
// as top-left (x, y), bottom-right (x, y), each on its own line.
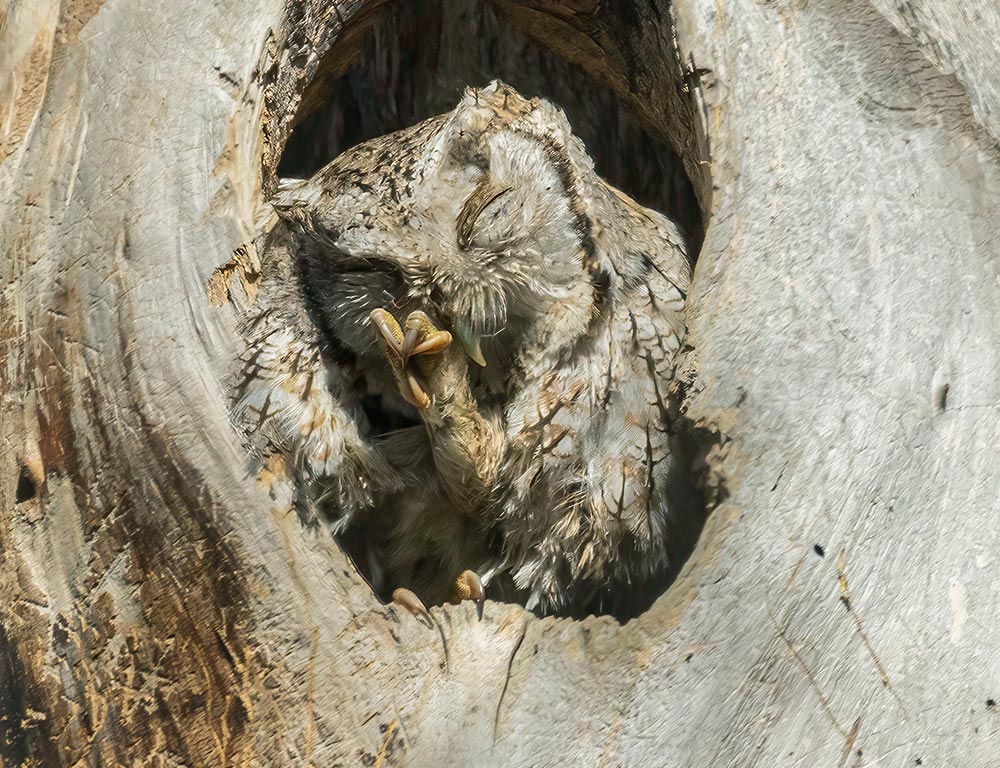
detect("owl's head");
top-left (275, 81), bottom-right (680, 370)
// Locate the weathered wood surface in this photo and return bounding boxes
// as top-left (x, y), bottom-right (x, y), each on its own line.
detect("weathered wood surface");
top-left (1, 0), bottom-right (999, 765)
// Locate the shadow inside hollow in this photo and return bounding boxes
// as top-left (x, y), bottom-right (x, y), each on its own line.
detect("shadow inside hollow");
top-left (275, 0), bottom-right (711, 621)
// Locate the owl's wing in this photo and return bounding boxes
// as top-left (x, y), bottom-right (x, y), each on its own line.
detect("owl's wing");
top-left (230, 225), bottom-right (387, 529)
top-left (498, 220), bottom-right (688, 614)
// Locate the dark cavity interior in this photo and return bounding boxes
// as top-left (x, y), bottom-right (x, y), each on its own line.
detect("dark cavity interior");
top-left (276, 0), bottom-right (714, 621)
top-left (278, 0), bottom-right (703, 252)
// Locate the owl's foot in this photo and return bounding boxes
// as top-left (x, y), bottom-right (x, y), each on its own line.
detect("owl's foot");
top-left (449, 569), bottom-right (486, 620)
top-left (391, 572), bottom-right (483, 622)
top-left (370, 308), bottom-right (453, 409)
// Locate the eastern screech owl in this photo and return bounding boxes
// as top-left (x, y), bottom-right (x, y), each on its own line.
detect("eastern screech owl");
top-left (232, 81), bottom-right (690, 617)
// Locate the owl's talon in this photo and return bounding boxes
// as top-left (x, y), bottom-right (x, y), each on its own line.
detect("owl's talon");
top-left (392, 587), bottom-right (432, 625)
top-left (402, 311), bottom-right (452, 365)
top-left (450, 569), bottom-right (485, 620)
top-left (403, 369), bottom-right (430, 410)
top-left (400, 326), bottom-right (421, 368)
top-left (370, 308), bottom-right (404, 355)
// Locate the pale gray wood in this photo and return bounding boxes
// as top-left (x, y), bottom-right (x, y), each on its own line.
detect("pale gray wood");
top-left (1, 0), bottom-right (998, 765)
top-left (871, 0), bottom-right (1000, 143)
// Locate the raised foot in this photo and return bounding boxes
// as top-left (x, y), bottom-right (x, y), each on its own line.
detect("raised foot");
top-left (370, 308), bottom-right (452, 409)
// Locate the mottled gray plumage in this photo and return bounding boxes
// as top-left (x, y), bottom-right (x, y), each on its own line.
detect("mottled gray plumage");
top-left (232, 81), bottom-right (690, 616)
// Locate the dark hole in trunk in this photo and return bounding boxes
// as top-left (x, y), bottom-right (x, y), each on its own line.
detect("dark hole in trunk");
top-left (278, 0), bottom-right (704, 253)
top-left (274, 0), bottom-right (717, 622)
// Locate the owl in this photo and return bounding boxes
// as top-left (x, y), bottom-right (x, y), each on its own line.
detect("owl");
top-left (231, 81), bottom-right (690, 619)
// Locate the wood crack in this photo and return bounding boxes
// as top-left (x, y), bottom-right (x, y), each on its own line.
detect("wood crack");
top-left (492, 620), bottom-right (528, 745)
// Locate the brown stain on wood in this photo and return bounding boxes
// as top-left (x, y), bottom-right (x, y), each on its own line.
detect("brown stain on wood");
top-left (373, 717), bottom-right (399, 768)
top-left (837, 552), bottom-right (908, 718)
top-left (57, 0), bottom-right (106, 42)
top-left (0, 0), bottom-right (108, 163)
top-left (0, 8), bottom-right (55, 163)
top-left (1, 450), bottom-right (269, 764)
top-left (1, 0), bottom-right (720, 763)
top-left (208, 242), bottom-right (263, 308)
top-left (836, 717), bottom-right (863, 768)
top-left (0, 242), bottom-right (273, 765)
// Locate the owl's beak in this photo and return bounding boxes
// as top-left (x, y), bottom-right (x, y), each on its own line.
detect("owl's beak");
top-left (454, 323), bottom-right (487, 367)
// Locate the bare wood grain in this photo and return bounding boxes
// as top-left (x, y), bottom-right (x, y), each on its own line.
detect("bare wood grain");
top-left (1, 0), bottom-right (999, 765)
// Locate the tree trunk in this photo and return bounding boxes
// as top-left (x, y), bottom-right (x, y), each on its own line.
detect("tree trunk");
top-left (2, 0), bottom-right (998, 765)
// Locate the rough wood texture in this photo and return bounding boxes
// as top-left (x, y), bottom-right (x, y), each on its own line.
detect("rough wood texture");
top-left (1, 0), bottom-right (999, 766)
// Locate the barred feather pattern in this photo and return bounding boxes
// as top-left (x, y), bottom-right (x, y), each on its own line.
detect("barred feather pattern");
top-left (228, 238), bottom-right (390, 531)
top-left (498, 237), bottom-right (687, 611)
top-left (227, 81), bottom-right (690, 615)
